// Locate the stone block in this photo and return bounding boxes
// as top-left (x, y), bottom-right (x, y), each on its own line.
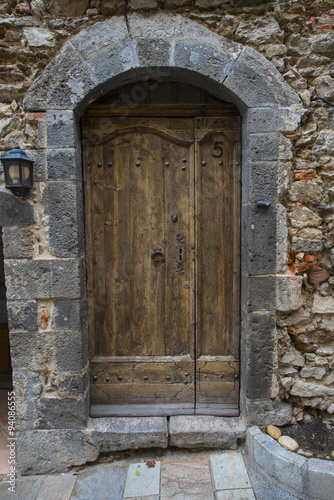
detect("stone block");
top-left (245, 399), bottom-right (293, 427)
top-left (278, 108), bottom-right (306, 133)
top-left (83, 40), bottom-right (138, 94)
top-left (16, 429), bottom-right (99, 475)
top-left (101, 0), bottom-right (127, 15)
top-left (276, 204), bottom-right (288, 272)
top-left (169, 416), bottom-right (238, 449)
top-left (278, 134), bottom-right (293, 161)
top-left (245, 312), bottom-right (276, 399)
top-left (87, 416), bottom-right (168, 451)
top-left (313, 294), bottom-right (334, 314)
top-left (128, 11), bottom-right (241, 58)
top-left (276, 275), bottom-right (303, 312)
top-left (56, 330), bottom-right (87, 371)
top-left (291, 236), bottom-right (323, 252)
top-left (129, 0), bottom-right (159, 9)
top-left (53, 299), bottom-right (87, 331)
top-left (71, 468), bottom-right (126, 500)
top-left (7, 300), bottom-right (38, 332)
top-left (136, 39), bottom-right (171, 67)
top-left (27, 149), bottom-right (47, 180)
top-left (4, 260), bottom-right (52, 300)
top-left (243, 161), bottom-right (277, 204)
top-left (71, 17), bottom-right (128, 60)
top-left (224, 46), bottom-right (300, 112)
top-left (48, 0), bottom-right (90, 17)
top-left (0, 192), bottom-right (35, 227)
top-left (246, 426), bottom-right (262, 458)
top-left (2, 227), bottom-right (34, 259)
top-left (9, 331), bottom-right (55, 371)
top-left (174, 40), bottom-right (235, 83)
top-left (45, 110), bottom-right (79, 149)
top-left (312, 130), bottom-right (334, 156)
top-left (273, 447), bottom-right (307, 493)
top-left (253, 432), bottom-right (277, 476)
top-left (289, 180), bottom-right (323, 204)
top-left (51, 258), bottom-right (83, 299)
top-left (24, 27), bottom-right (55, 49)
top-left (244, 108), bottom-right (279, 133)
top-left (36, 395), bottom-right (88, 430)
top-left (12, 368), bottom-right (42, 430)
top-left (246, 275), bottom-right (275, 311)
top-left (195, 0), bottom-right (230, 8)
top-left (311, 34), bottom-right (334, 58)
top-left (57, 369), bottom-right (89, 397)
top-left (42, 181), bottom-right (83, 258)
top-left (70, 18), bottom-right (136, 93)
top-left (4, 259), bottom-right (82, 300)
top-left (308, 458), bottom-right (334, 500)
top-left (245, 133), bottom-right (278, 162)
top-left (242, 205), bottom-right (277, 275)
top-left (24, 43), bottom-right (97, 111)
top-left (47, 148), bottom-right (82, 181)
top-left (164, 0), bottom-right (192, 7)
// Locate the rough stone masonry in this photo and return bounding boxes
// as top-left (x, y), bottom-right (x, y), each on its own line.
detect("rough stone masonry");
top-left (0, 0), bottom-right (334, 472)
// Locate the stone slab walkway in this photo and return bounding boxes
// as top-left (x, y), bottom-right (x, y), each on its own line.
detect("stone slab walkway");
top-left (0, 450), bottom-right (301, 500)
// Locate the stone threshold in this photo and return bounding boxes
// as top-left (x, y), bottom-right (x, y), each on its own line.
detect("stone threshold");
top-left (247, 426), bottom-right (334, 500)
top-left (87, 415), bottom-right (247, 452)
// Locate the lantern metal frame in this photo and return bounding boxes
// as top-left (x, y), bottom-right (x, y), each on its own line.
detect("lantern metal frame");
top-left (1, 146), bottom-right (34, 196)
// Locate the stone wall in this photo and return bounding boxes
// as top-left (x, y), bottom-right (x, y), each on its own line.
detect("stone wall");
top-left (0, 0), bottom-right (334, 425)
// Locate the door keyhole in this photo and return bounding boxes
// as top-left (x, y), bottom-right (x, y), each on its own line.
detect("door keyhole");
top-left (179, 247), bottom-right (183, 262)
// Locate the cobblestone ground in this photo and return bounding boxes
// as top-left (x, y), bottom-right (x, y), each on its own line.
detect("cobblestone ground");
top-left (0, 449), bottom-right (306, 500)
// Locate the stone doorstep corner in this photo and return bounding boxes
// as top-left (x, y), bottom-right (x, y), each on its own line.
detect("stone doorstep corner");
top-left (247, 426), bottom-right (334, 500)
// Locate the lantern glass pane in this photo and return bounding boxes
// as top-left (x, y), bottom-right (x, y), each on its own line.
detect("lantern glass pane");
top-left (21, 160), bottom-right (32, 186)
top-left (6, 160), bottom-right (20, 185)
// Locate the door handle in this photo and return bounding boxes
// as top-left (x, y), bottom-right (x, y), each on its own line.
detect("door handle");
top-left (151, 251), bottom-right (164, 262)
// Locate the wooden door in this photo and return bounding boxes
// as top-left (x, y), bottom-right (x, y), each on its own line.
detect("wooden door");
top-left (83, 115), bottom-right (240, 417)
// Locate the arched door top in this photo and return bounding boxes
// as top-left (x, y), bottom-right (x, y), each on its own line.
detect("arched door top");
top-left (23, 12), bottom-right (300, 115)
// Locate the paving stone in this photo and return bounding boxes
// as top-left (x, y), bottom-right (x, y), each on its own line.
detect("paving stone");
top-left (0, 476), bottom-right (45, 500)
top-left (123, 461), bottom-right (160, 498)
top-left (160, 457), bottom-right (214, 499)
top-left (216, 490), bottom-right (256, 500)
top-left (210, 452), bottom-right (251, 491)
top-left (70, 467), bottom-right (126, 500)
top-left (36, 473), bottom-right (77, 500)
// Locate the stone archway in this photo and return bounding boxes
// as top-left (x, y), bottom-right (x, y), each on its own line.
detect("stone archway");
top-left (3, 12), bottom-right (305, 474)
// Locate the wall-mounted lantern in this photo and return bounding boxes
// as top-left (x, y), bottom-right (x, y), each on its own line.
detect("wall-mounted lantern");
top-left (1, 146), bottom-right (34, 196)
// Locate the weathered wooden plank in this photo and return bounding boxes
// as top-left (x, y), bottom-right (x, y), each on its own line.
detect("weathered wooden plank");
top-left (195, 116), bottom-right (241, 367)
top-left (195, 404), bottom-right (239, 416)
top-left (85, 104), bottom-right (239, 117)
top-left (91, 403), bottom-right (195, 417)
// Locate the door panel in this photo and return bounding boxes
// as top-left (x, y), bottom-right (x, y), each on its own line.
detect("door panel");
top-left (195, 117), bottom-right (241, 412)
top-left (83, 118), bottom-right (196, 411)
top-left (83, 115), bottom-right (240, 416)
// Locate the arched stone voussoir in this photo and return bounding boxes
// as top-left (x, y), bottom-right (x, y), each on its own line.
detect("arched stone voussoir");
top-left (224, 46), bottom-right (301, 112)
top-left (24, 12), bottom-right (301, 114)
